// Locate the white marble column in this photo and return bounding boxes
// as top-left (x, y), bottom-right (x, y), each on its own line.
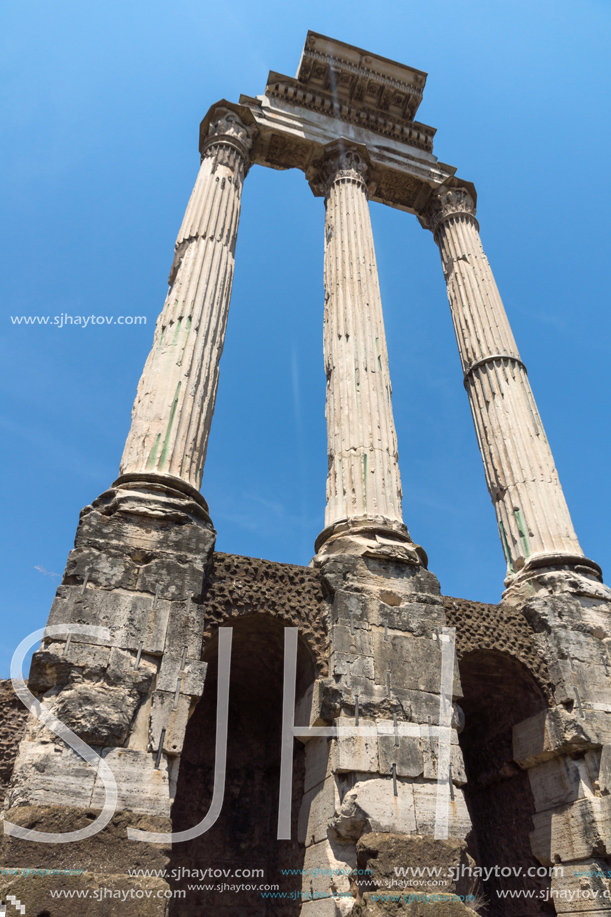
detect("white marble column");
top-left (119, 108), bottom-right (253, 494)
top-left (421, 185), bottom-right (599, 581)
top-left (315, 144), bottom-right (421, 563)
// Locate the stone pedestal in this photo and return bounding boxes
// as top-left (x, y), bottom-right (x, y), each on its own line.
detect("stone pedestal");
top-left (0, 481), bottom-right (215, 911)
top-left (297, 553), bottom-right (473, 915)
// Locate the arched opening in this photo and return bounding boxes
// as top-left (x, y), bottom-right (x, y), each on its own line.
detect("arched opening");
top-left (458, 649), bottom-right (554, 915)
top-left (169, 614), bottom-right (316, 915)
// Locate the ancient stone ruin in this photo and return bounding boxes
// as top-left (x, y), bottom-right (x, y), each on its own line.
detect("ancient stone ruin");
top-left (2, 31), bottom-right (611, 917)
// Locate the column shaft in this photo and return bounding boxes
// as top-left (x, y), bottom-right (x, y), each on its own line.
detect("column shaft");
top-left (119, 110), bottom-right (252, 492)
top-left (315, 146), bottom-right (421, 562)
top-left (423, 187), bottom-right (586, 577)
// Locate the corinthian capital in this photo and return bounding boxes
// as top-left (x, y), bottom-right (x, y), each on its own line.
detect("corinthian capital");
top-left (201, 108), bottom-right (255, 167)
top-left (419, 185), bottom-right (477, 235)
top-left (310, 142), bottom-right (371, 197)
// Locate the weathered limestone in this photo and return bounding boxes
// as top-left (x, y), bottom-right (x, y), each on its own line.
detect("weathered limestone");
top-left (313, 143), bottom-right (423, 565)
top-left (0, 480), bottom-right (216, 906)
top-left (419, 184), bottom-right (603, 590)
top-left (296, 554), bottom-right (472, 914)
top-left (508, 586), bottom-right (611, 906)
top-left (119, 106), bottom-right (254, 494)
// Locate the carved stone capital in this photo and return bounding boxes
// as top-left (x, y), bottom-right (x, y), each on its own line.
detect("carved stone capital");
top-left (310, 144), bottom-right (371, 197)
top-left (419, 185), bottom-right (478, 236)
top-left (201, 108), bottom-right (255, 169)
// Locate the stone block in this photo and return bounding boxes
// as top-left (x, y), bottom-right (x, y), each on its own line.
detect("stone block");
top-left (332, 778), bottom-right (416, 838)
top-left (347, 678), bottom-right (388, 709)
top-left (24, 681), bottom-right (142, 748)
top-left (530, 797), bottom-right (611, 864)
top-left (331, 624), bottom-right (373, 656)
top-left (305, 737), bottom-right (333, 792)
top-left (393, 688), bottom-right (453, 726)
top-left (3, 741), bottom-right (98, 810)
top-left (137, 557), bottom-right (205, 601)
top-left (527, 756), bottom-right (590, 813)
top-left (301, 835), bottom-right (356, 899)
top-left (548, 629), bottom-right (611, 668)
top-left (107, 646), bottom-right (158, 693)
top-left (548, 858), bottom-right (611, 913)
top-left (149, 691), bottom-right (192, 755)
top-left (412, 781), bottom-right (471, 839)
top-left (549, 658), bottom-right (611, 710)
top-left (378, 735), bottom-right (423, 778)
top-left (332, 653), bottom-right (375, 681)
top-left (513, 707), bottom-right (611, 767)
top-left (156, 653), bottom-right (207, 697)
top-left (28, 640), bottom-right (111, 692)
top-left (47, 587), bottom-right (171, 654)
top-left (334, 717), bottom-right (379, 774)
top-left (366, 598), bottom-right (446, 636)
top-left (161, 602), bottom-right (206, 660)
top-left (330, 591), bottom-right (374, 630)
top-left (298, 775), bottom-right (340, 845)
top-left (90, 747), bottom-right (172, 817)
top-left (597, 745), bottom-right (611, 793)
top-left (372, 632), bottom-right (462, 697)
top-left (421, 736), bottom-right (466, 785)
top-left (64, 544), bottom-right (139, 591)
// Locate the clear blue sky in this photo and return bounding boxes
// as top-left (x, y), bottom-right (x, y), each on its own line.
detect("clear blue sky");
top-left (1, 0), bottom-right (610, 676)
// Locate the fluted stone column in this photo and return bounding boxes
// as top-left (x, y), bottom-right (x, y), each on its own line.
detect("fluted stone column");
top-left (119, 108), bottom-right (253, 498)
top-left (420, 185), bottom-right (601, 583)
top-left (314, 144), bottom-right (422, 564)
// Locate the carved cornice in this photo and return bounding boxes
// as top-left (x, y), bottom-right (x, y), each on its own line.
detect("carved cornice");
top-left (418, 185), bottom-right (478, 236)
top-left (201, 108), bottom-right (255, 169)
top-left (265, 75), bottom-right (435, 153)
top-left (297, 31), bottom-right (427, 123)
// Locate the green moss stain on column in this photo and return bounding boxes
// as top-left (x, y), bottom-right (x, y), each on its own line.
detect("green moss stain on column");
top-left (146, 433), bottom-right (161, 471)
top-left (513, 507), bottom-right (530, 558)
top-left (158, 381), bottom-right (182, 471)
top-left (499, 520), bottom-right (514, 573)
top-left (171, 317), bottom-right (183, 347)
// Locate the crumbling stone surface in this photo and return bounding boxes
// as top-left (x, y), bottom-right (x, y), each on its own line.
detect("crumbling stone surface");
top-left (202, 552), bottom-right (330, 674)
top-left (0, 804), bottom-right (170, 872)
top-left (0, 680), bottom-right (28, 809)
top-left (356, 833), bottom-right (477, 898)
top-left (352, 890), bottom-right (479, 916)
top-left (0, 871), bottom-right (170, 917)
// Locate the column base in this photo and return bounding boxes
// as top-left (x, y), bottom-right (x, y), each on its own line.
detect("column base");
top-left (313, 516), bottom-right (427, 567)
top-left (112, 472), bottom-right (213, 528)
top-left (503, 552), bottom-right (610, 604)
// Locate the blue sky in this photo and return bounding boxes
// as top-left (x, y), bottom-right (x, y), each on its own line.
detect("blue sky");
top-left (1, 0), bottom-right (610, 676)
